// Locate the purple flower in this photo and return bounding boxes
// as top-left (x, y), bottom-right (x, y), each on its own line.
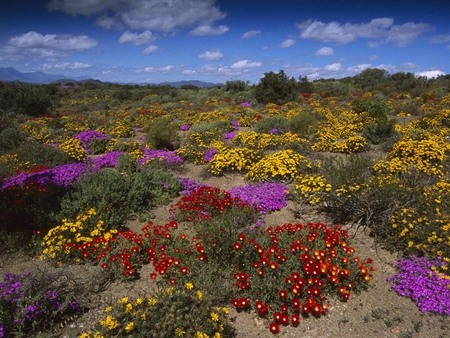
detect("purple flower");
top-left (240, 100), bottom-right (252, 108)
top-left (231, 120), bottom-right (239, 129)
top-left (180, 124), bottom-right (190, 131)
top-left (228, 182), bottom-right (288, 215)
top-left (204, 148), bottom-right (218, 162)
top-left (178, 177), bottom-right (209, 196)
top-left (139, 148), bottom-right (183, 166)
top-left (223, 131), bottom-right (237, 140)
top-left (387, 255), bottom-right (450, 315)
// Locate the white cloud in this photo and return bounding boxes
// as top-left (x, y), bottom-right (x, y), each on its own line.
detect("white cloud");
top-left (48, 0), bottom-right (227, 32)
top-left (315, 47), bottom-right (334, 56)
top-left (8, 31), bottom-right (97, 51)
top-left (429, 34), bottom-right (450, 43)
top-left (1, 31), bottom-right (97, 59)
top-left (297, 18), bottom-right (433, 47)
top-left (43, 61), bottom-right (91, 70)
top-left (323, 63), bottom-right (342, 72)
top-left (118, 30), bottom-right (155, 45)
top-left (230, 60), bottom-right (262, 69)
top-left (369, 55), bottom-right (379, 61)
top-left (415, 70), bottom-right (445, 78)
top-left (280, 39), bottom-right (295, 48)
top-left (182, 69), bottom-right (196, 75)
top-left (142, 45), bottom-right (158, 54)
top-left (139, 65), bottom-right (173, 73)
top-left (198, 51), bottom-right (223, 60)
top-left (189, 25), bottom-right (229, 36)
top-left (242, 30), bottom-right (261, 39)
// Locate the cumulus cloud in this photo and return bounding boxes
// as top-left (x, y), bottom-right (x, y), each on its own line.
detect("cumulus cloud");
top-left (230, 60), bottom-right (262, 69)
top-left (415, 70), bottom-right (445, 78)
top-left (2, 31), bottom-right (97, 59)
top-left (47, 0), bottom-right (227, 32)
top-left (42, 61), bottom-right (90, 70)
top-left (315, 47), bottom-right (334, 56)
top-left (8, 31), bottom-right (97, 51)
top-left (139, 65), bottom-right (173, 73)
top-left (142, 45), bottom-right (158, 54)
top-left (241, 30), bottom-right (261, 39)
top-left (118, 30), bottom-right (155, 45)
top-left (182, 69), bottom-right (196, 75)
top-left (323, 63), bottom-right (342, 72)
top-left (189, 24), bottom-right (229, 36)
top-left (199, 50), bottom-right (223, 60)
top-left (297, 17), bottom-right (434, 47)
top-left (280, 39), bottom-right (295, 48)
top-left (429, 34), bottom-right (450, 43)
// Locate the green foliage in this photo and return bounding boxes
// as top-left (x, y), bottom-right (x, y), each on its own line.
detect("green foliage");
top-left (368, 99), bottom-right (390, 120)
top-left (254, 70), bottom-right (299, 105)
top-left (253, 116), bottom-right (290, 133)
top-left (14, 142), bottom-right (75, 168)
top-left (0, 126), bottom-right (27, 153)
top-left (0, 82), bottom-right (55, 117)
top-left (351, 98), bottom-right (372, 113)
top-left (363, 119), bottom-right (398, 144)
top-left (190, 120), bottom-right (232, 134)
top-left (224, 80), bottom-right (248, 92)
top-left (144, 118), bottom-right (179, 150)
top-left (56, 166), bottom-right (181, 229)
top-left (320, 154), bottom-right (374, 188)
top-left (288, 111), bottom-right (322, 136)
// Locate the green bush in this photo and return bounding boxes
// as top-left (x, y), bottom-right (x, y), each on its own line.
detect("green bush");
top-left (0, 126), bottom-right (27, 153)
top-left (253, 116), bottom-right (290, 133)
top-left (56, 166), bottom-right (181, 229)
top-left (144, 118), bottom-right (179, 150)
top-left (0, 82), bottom-right (55, 117)
top-left (288, 111), bottom-right (322, 136)
top-left (14, 142), bottom-right (75, 168)
top-left (190, 120), bottom-right (232, 134)
top-left (254, 70), bottom-right (299, 105)
top-left (362, 119), bottom-right (398, 144)
top-left (351, 98), bottom-right (372, 113)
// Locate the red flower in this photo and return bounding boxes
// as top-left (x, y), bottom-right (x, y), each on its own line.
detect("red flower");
top-left (291, 313), bottom-right (300, 326)
top-left (269, 322), bottom-right (280, 334)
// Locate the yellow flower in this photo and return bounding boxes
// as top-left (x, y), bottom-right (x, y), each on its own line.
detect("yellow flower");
top-left (211, 312), bottom-right (219, 321)
top-left (105, 306), bottom-right (112, 312)
top-left (124, 303), bottom-right (133, 313)
top-left (118, 297), bottom-right (129, 304)
top-left (124, 322), bottom-right (134, 332)
top-left (197, 290), bottom-right (203, 300)
top-left (175, 327), bottom-right (186, 336)
top-left (135, 298), bottom-right (143, 305)
top-left (214, 333), bottom-right (222, 338)
top-left (185, 282), bottom-right (194, 290)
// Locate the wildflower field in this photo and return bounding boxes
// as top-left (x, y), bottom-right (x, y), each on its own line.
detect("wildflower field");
top-left (0, 81), bottom-right (449, 337)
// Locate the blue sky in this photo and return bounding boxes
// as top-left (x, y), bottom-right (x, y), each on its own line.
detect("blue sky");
top-left (1, 0), bottom-right (449, 84)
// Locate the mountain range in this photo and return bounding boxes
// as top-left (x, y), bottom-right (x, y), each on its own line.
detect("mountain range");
top-left (0, 67), bottom-right (221, 88)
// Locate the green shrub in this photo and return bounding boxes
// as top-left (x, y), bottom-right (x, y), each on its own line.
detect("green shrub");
top-left (0, 82), bottom-right (54, 117)
top-left (253, 116), bottom-right (290, 133)
top-left (0, 126), bottom-right (27, 153)
top-left (288, 111), bottom-right (322, 136)
top-left (351, 98), bottom-right (372, 113)
top-left (362, 119), bottom-right (398, 144)
top-left (368, 99), bottom-right (390, 120)
top-left (14, 142), bottom-right (74, 168)
top-left (56, 166), bottom-right (181, 229)
top-left (190, 120), bottom-right (231, 134)
top-left (144, 118), bottom-right (179, 150)
top-left (254, 70), bottom-right (299, 105)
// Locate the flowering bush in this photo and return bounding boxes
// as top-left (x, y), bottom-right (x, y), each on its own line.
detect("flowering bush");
top-left (208, 147), bottom-right (261, 175)
top-left (246, 149), bottom-right (315, 183)
top-left (293, 174), bottom-right (332, 205)
top-left (79, 284), bottom-right (231, 338)
top-left (228, 182), bottom-right (288, 215)
top-left (387, 256), bottom-right (450, 315)
top-left (230, 223), bottom-right (374, 332)
top-left (58, 138), bottom-right (87, 162)
top-left (0, 270), bottom-right (80, 337)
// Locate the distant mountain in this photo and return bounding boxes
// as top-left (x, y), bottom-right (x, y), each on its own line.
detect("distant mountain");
top-left (157, 80), bottom-right (222, 88)
top-left (0, 67), bottom-right (222, 88)
top-left (0, 67), bottom-right (93, 84)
